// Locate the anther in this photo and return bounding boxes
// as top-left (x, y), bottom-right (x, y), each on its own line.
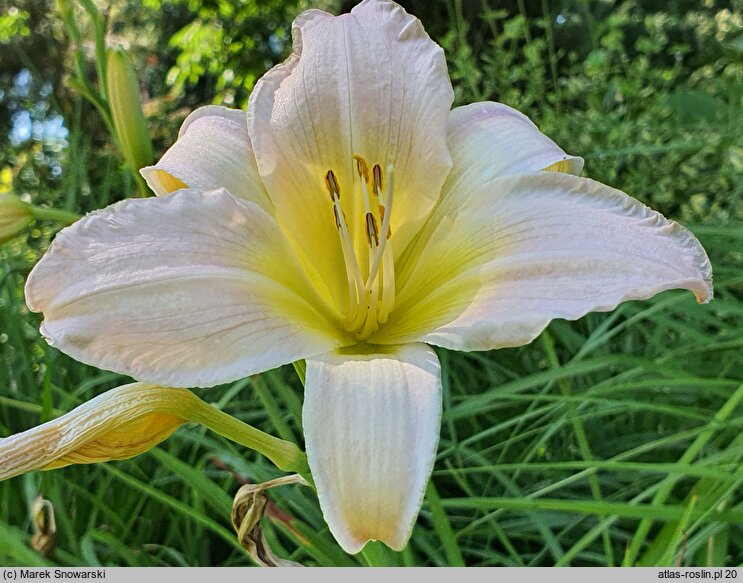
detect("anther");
top-left (322, 161), bottom-right (396, 337)
top-left (365, 212), bottom-right (379, 247)
top-left (325, 170), bottom-right (341, 200)
top-left (364, 164), bottom-right (394, 293)
top-left (372, 164), bottom-right (383, 197)
top-left (353, 155), bottom-right (370, 182)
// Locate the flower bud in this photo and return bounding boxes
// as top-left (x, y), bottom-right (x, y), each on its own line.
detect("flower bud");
top-left (106, 46), bottom-right (154, 178)
top-left (55, 0), bottom-right (71, 19)
top-left (0, 382), bottom-right (308, 483)
top-left (0, 193), bottom-right (33, 243)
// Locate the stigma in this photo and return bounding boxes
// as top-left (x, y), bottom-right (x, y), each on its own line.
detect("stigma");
top-left (324, 157), bottom-right (395, 339)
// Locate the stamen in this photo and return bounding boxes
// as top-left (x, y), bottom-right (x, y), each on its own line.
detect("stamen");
top-left (332, 206), bottom-right (341, 229)
top-left (355, 156), bottom-right (380, 336)
top-left (353, 155), bottom-right (370, 183)
top-left (365, 212), bottom-right (379, 247)
top-left (336, 207), bottom-right (366, 327)
top-left (325, 170), bottom-right (365, 325)
top-left (356, 158), bottom-right (374, 218)
top-left (325, 170), bottom-right (341, 199)
top-left (372, 164), bottom-right (383, 197)
top-left (378, 205), bottom-right (392, 238)
top-left (324, 162), bottom-right (396, 338)
top-left (365, 165), bottom-right (394, 291)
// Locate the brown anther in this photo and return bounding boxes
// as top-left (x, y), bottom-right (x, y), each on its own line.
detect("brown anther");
top-left (365, 212), bottom-right (380, 246)
top-left (372, 164), bottom-right (383, 196)
top-left (353, 155), bottom-right (370, 182)
top-left (325, 170), bottom-right (340, 200)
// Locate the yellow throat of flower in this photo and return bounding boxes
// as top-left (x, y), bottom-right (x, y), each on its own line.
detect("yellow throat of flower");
top-left (324, 156), bottom-right (395, 341)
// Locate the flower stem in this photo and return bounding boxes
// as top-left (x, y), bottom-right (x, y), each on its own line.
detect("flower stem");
top-left (361, 541), bottom-right (400, 566)
top-left (30, 206), bottom-right (80, 225)
top-left (187, 399), bottom-right (313, 485)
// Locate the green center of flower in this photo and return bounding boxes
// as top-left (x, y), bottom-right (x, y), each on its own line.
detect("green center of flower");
top-left (325, 157), bottom-right (396, 340)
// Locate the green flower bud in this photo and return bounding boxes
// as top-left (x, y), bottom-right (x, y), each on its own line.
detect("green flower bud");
top-left (0, 193), bottom-right (33, 244)
top-left (55, 0), bottom-right (71, 19)
top-left (106, 46), bottom-right (154, 179)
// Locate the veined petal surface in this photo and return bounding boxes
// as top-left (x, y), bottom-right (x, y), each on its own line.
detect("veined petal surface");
top-left (140, 105), bottom-right (271, 210)
top-left (25, 188), bottom-right (346, 387)
top-left (0, 383), bottom-right (187, 481)
top-left (377, 172), bottom-right (712, 349)
top-left (444, 101), bottom-right (583, 198)
top-left (303, 343), bottom-right (441, 553)
top-left (248, 0), bottom-right (453, 301)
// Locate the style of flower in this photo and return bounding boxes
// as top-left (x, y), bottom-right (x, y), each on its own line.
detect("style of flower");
top-left (8, 0), bottom-right (712, 555)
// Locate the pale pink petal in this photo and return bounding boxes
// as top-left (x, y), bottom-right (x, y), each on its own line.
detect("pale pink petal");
top-left (374, 172), bottom-right (712, 349)
top-left (141, 105), bottom-right (271, 210)
top-left (248, 0), bottom-right (453, 301)
top-left (303, 343), bottom-right (441, 553)
top-left (444, 101), bottom-right (583, 198)
top-left (26, 189), bottom-right (347, 387)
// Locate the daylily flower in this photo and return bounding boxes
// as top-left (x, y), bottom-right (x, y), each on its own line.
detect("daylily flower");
top-left (16, 0), bottom-right (711, 555)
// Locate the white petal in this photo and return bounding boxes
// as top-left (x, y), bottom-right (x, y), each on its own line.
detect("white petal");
top-left (376, 172), bottom-right (712, 349)
top-left (444, 102), bottom-right (583, 197)
top-left (25, 189), bottom-right (346, 388)
top-left (248, 0), bottom-right (453, 299)
top-left (304, 343), bottom-right (441, 553)
top-left (140, 105), bottom-right (271, 210)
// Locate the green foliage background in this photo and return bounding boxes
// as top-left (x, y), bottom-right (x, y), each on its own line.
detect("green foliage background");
top-left (1, 0), bottom-right (742, 567)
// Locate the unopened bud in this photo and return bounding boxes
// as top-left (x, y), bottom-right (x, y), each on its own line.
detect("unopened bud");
top-left (106, 46), bottom-right (154, 178)
top-left (0, 193), bottom-right (33, 244)
top-left (55, 0), bottom-right (72, 19)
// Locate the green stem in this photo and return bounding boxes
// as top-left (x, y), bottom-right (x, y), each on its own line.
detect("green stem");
top-left (0, 395), bottom-right (54, 415)
top-left (58, 2), bottom-right (116, 144)
top-left (360, 541), bottom-right (400, 566)
top-left (30, 206), bottom-right (81, 225)
top-left (68, 77), bottom-right (115, 140)
top-left (541, 0), bottom-right (561, 109)
top-left (78, 0), bottom-right (108, 101)
top-left (187, 399), bottom-right (313, 485)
